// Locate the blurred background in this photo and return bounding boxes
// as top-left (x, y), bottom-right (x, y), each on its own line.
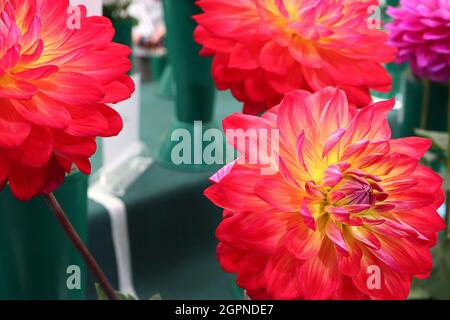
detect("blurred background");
top-left (0, 0), bottom-right (448, 300)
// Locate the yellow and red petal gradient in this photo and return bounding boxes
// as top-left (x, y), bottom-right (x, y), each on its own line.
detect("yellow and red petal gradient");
top-left (205, 87), bottom-right (444, 300)
top-left (0, 0), bottom-right (134, 200)
top-left (194, 0), bottom-right (397, 115)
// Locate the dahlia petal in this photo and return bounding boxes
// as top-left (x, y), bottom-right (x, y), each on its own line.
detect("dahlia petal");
top-left (255, 176), bottom-right (301, 211)
top-left (13, 125), bottom-right (52, 168)
top-left (300, 200), bottom-right (316, 230)
top-left (11, 65), bottom-right (58, 80)
top-left (286, 223), bottom-right (323, 260)
top-left (295, 130), bottom-right (308, 172)
top-left (209, 160), bottom-right (237, 183)
top-left (61, 50), bottom-right (132, 84)
top-left (297, 239), bottom-right (339, 300)
top-left (52, 131), bottom-right (96, 158)
top-left (41, 155), bottom-right (67, 194)
top-left (340, 139), bottom-right (369, 161)
top-left (319, 88), bottom-right (351, 141)
top-left (236, 252), bottom-right (268, 291)
top-left (216, 210), bottom-right (293, 255)
top-left (351, 227), bottom-right (381, 250)
top-left (223, 112), bottom-right (274, 165)
top-left (0, 76), bottom-right (38, 99)
top-left (73, 157), bottom-right (91, 175)
top-left (265, 254), bottom-right (302, 300)
top-left (322, 164), bottom-right (343, 187)
top-left (278, 155), bottom-right (301, 188)
top-left (37, 72), bottom-right (104, 104)
top-left (217, 243), bottom-right (245, 273)
top-left (11, 94), bottom-right (70, 130)
top-left (334, 276), bottom-right (368, 300)
top-left (229, 44), bottom-right (260, 70)
top-left (389, 137), bottom-right (431, 160)
top-left (0, 43), bottom-right (20, 70)
top-left (353, 252), bottom-right (411, 300)
top-left (326, 222), bottom-right (349, 255)
top-left (322, 128), bottom-right (346, 158)
top-left (259, 40), bottom-right (292, 75)
top-left (204, 167), bottom-right (271, 213)
top-left (8, 163), bottom-right (45, 201)
top-left (0, 102), bottom-right (31, 148)
top-left (337, 237), bottom-right (362, 276)
top-left (63, 103), bottom-right (109, 137)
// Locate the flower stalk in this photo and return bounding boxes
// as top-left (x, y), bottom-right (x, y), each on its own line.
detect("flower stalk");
top-left (43, 193), bottom-right (118, 300)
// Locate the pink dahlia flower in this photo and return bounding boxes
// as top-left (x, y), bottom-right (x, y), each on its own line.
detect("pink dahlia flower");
top-left (386, 0), bottom-right (450, 82)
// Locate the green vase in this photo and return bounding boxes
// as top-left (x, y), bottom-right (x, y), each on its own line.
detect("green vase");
top-left (0, 172), bottom-right (88, 300)
top-left (398, 71), bottom-right (449, 138)
top-left (158, 0), bottom-right (217, 169)
top-left (111, 18), bottom-right (133, 48)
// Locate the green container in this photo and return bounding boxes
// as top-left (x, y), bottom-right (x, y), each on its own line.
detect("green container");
top-left (151, 53), bottom-right (168, 82)
top-left (158, 0), bottom-right (217, 169)
top-left (162, 0), bottom-right (215, 123)
top-left (0, 172), bottom-right (88, 300)
top-left (111, 18), bottom-right (133, 48)
top-left (398, 71), bottom-right (449, 137)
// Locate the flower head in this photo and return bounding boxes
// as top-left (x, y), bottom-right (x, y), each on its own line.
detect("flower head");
top-left (194, 0), bottom-right (396, 114)
top-left (386, 0), bottom-right (450, 82)
top-left (205, 87), bottom-right (444, 300)
top-left (0, 0), bottom-right (134, 200)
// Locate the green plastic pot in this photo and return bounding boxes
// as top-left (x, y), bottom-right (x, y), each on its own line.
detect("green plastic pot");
top-left (111, 18), bottom-right (133, 49)
top-left (150, 53), bottom-right (168, 82)
top-left (0, 172), bottom-right (88, 300)
top-left (158, 0), bottom-right (217, 169)
top-left (162, 0), bottom-right (215, 123)
top-left (398, 71), bottom-right (449, 137)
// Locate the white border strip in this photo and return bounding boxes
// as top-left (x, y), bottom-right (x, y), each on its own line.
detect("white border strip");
top-left (88, 186), bottom-right (138, 298)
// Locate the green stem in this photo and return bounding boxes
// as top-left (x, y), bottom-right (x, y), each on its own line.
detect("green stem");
top-left (43, 193), bottom-right (119, 300)
top-left (420, 79), bottom-right (430, 129)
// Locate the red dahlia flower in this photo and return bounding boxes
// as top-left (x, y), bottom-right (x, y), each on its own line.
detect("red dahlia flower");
top-left (205, 87), bottom-right (444, 300)
top-left (0, 0), bottom-right (134, 200)
top-left (194, 0), bottom-right (397, 115)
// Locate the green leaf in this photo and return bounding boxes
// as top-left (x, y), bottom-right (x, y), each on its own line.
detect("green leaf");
top-left (149, 293), bottom-right (162, 300)
top-left (95, 283), bottom-right (137, 300)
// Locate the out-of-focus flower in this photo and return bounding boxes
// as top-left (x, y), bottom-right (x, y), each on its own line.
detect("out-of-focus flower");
top-left (205, 87), bottom-right (444, 299)
top-left (386, 0), bottom-right (450, 82)
top-left (0, 0), bottom-right (134, 200)
top-left (194, 0), bottom-right (396, 114)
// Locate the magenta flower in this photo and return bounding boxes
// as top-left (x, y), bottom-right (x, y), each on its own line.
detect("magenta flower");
top-left (386, 0), bottom-right (450, 82)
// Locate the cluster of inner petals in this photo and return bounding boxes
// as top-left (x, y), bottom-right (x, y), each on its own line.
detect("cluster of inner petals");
top-left (303, 163), bottom-right (392, 232)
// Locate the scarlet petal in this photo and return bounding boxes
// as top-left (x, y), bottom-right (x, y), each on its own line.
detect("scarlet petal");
top-left (204, 167), bottom-right (270, 213)
top-left (0, 102), bottom-right (31, 148)
top-left (217, 243), bottom-right (245, 273)
top-left (297, 240), bottom-right (339, 300)
top-left (8, 164), bottom-right (45, 201)
top-left (255, 176), bottom-right (301, 211)
top-left (265, 254), bottom-right (302, 300)
top-left (13, 125), bottom-right (52, 168)
top-left (286, 224), bottom-right (323, 260)
top-left (38, 72), bottom-right (104, 104)
top-left (389, 137), bottom-right (431, 160)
